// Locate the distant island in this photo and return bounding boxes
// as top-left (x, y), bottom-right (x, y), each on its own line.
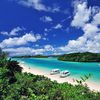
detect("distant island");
top-left (58, 52), bottom-right (100, 62)
top-left (12, 55), bottom-right (60, 58)
top-left (12, 52), bottom-right (100, 62)
top-left (12, 55), bottom-right (48, 58)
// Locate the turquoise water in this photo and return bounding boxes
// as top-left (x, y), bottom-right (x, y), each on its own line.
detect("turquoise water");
top-left (13, 57), bottom-right (100, 83)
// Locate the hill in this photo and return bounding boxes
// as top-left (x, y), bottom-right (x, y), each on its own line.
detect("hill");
top-left (58, 52), bottom-right (100, 62)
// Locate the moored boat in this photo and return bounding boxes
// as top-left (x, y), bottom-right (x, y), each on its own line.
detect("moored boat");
top-left (60, 70), bottom-right (70, 78)
top-left (50, 69), bottom-right (60, 75)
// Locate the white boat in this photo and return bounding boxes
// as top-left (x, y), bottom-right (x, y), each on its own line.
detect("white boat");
top-left (60, 70), bottom-right (70, 78)
top-left (50, 69), bottom-right (60, 75)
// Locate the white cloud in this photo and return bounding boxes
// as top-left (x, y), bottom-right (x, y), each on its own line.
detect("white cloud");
top-left (51, 6), bottom-right (60, 12)
top-left (54, 24), bottom-right (62, 29)
top-left (43, 37), bottom-right (47, 41)
top-left (3, 47), bottom-right (44, 56)
top-left (44, 45), bottom-right (54, 51)
top-left (83, 23), bottom-right (99, 38)
top-left (19, 0), bottom-right (47, 11)
top-left (91, 6), bottom-right (100, 16)
top-left (35, 34), bottom-right (41, 40)
top-left (92, 12), bottom-right (100, 25)
top-left (44, 28), bottom-right (52, 33)
top-left (40, 16), bottom-right (53, 22)
top-left (1, 32), bottom-right (8, 35)
top-left (44, 28), bottom-right (48, 32)
top-left (61, 1), bottom-right (100, 53)
top-left (9, 27), bottom-right (23, 36)
top-left (0, 33), bottom-right (41, 48)
top-left (16, 0), bottom-right (60, 12)
top-left (3, 44), bottom-right (55, 56)
top-left (35, 44), bottom-right (39, 47)
top-left (1, 27), bottom-right (23, 36)
top-left (71, 2), bottom-right (91, 28)
top-left (44, 23), bottom-right (63, 33)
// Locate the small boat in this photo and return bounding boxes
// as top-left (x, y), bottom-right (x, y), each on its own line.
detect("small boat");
top-left (50, 69), bottom-right (60, 75)
top-left (60, 70), bottom-right (70, 78)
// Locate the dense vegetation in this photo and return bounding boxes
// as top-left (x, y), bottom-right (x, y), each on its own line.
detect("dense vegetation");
top-left (13, 55), bottom-right (48, 58)
top-left (0, 49), bottom-right (100, 100)
top-left (58, 52), bottom-right (100, 62)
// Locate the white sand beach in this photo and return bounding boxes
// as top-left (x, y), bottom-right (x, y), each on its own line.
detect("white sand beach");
top-left (19, 63), bottom-right (100, 92)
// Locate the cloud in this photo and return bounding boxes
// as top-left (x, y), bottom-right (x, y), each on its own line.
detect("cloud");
top-left (54, 24), bottom-right (63, 29)
top-left (59, 1), bottom-right (100, 53)
top-left (44, 28), bottom-right (48, 32)
top-left (42, 37), bottom-right (48, 41)
top-left (0, 32), bottom-right (41, 48)
top-left (44, 45), bottom-right (54, 51)
top-left (1, 27), bottom-right (23, 36)
top-left (71, 2), bottom-right (91, 28)
top-left (3, 44), bottom-right (55, 56)
top-left (1, 32), bottom-right (8, 35)
top-left (44, 23), bottom-right (63, 33)
top-left (18, 0), bottom-right (47, 11)
top-left (15, 0), bottom-right (60, 12)
top-left (3, 47), bottom-right (44, 56)
top-left (83, 23), bottom-right (99, 38)
top-left (92, 12), bottom-right (100, 25)
top-left (40, 16), bottom-right (53, 22)
top-left (35, 44), bottom-right (39, 47)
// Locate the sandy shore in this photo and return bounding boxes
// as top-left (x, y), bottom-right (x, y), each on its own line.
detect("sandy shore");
top-left (19, 63), bottom-right (100, 92)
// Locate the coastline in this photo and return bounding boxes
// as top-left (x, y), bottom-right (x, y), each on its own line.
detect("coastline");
top-left (19, 63), bottom-right (100, 92)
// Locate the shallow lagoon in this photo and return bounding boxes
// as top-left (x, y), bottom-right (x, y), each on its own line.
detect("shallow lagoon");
top-left (13, 57), bottom-right (100, 83)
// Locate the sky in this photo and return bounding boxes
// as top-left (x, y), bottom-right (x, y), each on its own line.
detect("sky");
top-left (0, 0), bottom-right (100, 56)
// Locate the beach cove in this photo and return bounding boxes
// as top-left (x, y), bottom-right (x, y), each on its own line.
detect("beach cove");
top-left (12, 57), bottom-right (100, 91)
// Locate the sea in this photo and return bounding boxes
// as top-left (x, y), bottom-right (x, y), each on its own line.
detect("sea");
top-left (12, 57), bottom-right (100, 83)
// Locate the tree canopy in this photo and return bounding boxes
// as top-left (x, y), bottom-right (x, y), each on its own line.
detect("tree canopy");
top-left (58, 52), bottom-right (100, 62)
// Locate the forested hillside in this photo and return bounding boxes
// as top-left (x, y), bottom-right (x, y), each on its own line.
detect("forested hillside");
top-left (58, 52), bottom-right (100, 62)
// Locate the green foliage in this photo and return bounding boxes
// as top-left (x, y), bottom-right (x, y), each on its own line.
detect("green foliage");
top-left (12, 55), bottom-right (48, 58)
top-left (7, 59), bottom-right (22, 73)
top-left (58, 52), bottom-right (100, 62)
top-left (76, 74), bottom-right (92, 85)
top-left (0, 49), bottom-right (100, 100)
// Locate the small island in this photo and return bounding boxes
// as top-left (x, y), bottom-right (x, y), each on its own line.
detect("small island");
top-left (13, 55), bottom-right (48, 58)
top-left (58, 52), bottom-right (100, 62)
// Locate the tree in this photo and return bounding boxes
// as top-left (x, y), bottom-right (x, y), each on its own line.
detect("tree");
top-left (7, 59), bottom-right (23, 73)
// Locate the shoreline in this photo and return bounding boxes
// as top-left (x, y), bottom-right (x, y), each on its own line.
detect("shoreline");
top-left (19, 63), bottom-right (100, 92)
